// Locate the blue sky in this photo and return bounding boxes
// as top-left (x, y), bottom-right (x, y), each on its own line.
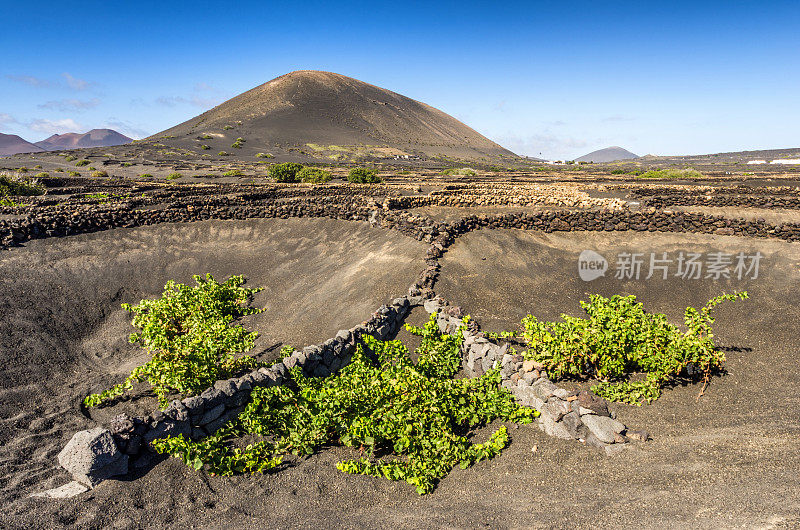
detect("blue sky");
top-left (1, 1), bottom-right (798, 159)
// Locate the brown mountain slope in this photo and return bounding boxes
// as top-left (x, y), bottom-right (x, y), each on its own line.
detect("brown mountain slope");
top-left (34, 129), bottom-right (132, 150)
top-left (0, 133), bottom-right (46, 156)
top-left (154, 70), bottom-right (516, 160)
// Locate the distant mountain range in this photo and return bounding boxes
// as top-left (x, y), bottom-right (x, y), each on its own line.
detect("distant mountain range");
top-left (34, 129), bottom-right (132, 150)
top-left (0, 129), bottom-right (132, 156)
top-left (575, 146), bottom-right (638, 163)
top-left (0, 133), bottom-right (46, 156)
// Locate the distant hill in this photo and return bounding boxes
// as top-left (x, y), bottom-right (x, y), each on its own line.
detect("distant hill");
top-left (154, 70), bottom-right (516, 161)
top-left (34, 129), bottom-right (132, 150)
top-left (0, 133), bottom-right (46, 156)
top-left (575, 146), bottom-right (638, 163)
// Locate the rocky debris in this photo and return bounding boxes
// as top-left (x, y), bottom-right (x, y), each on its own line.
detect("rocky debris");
top-left (58, 427), bottom-right (128, 487)
top-left (576, 390), bottom-right (610, 417)
top-left (426, 300), bottom-right (644, 455)
top-left (580, 414), bottom-right (626, 444)
top-left (29, 481), bottom-right (90, 499)
top-left (626, 429), bottom-right (650, 442)
top-left (385, 183), bottom-right (627, 211)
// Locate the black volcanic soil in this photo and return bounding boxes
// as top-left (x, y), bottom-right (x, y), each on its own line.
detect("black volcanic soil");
top-left (2, 173), bottom-right (800, 528)
top-left (0, 218), bottom-right (427, 526)
top-left (1, 223), bottom-right (798, 528)
top-left (435, 229), bottom-right (800, 527)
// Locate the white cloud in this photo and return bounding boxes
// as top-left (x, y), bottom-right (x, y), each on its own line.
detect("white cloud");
top-left (7, 73), bottom-right (97, 92)
top-left (155, 82), bottom-right (224, 110)
top-left (156, 94), bottom-right (220, 109)
top-left (38, 98), bottom-right (101, 111)
top-left (155, 96), bottom-right (185, 107)
top-left (103, 118), bottom-right (148, 140)
top-left (28, 118), bottom-right (85, 135)
top-left (0, 113), bottom-right (18, 126)
top-left (62, 73), bottom-right (93, 91)
top-left (6, 74), bottom-right (52, 87)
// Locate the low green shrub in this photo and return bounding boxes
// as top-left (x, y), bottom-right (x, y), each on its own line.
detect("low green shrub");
top-left (121, 162), bottom-right (133, 167)
top-left (297, 167), bottom-right (332, 183)
top-left (167, 172), bottom-right (181, 180)
top-left (0, 173), bottom-right (46, 196)
top-left (223, 125), bottom-right (234, 130)
top-left (34, 172), bottom-right (49, 179)
top-left (506, 292), bottom-right (748, 404)
top-left (200, 145), bottom-right (210, 150)
top-left (222, 170), bottom-right (243, 177)
top-left (268, 162), bottom-right (304, 183)
top-left (75, 160), bottom-right (90, 167)
top-left (218, 151), bottom-right (230, 156)
top-left (67, 171), bottom-right (81, 177)
top-left (255, 152), bottom-right (274, 159)
top-left (347, 167), bottom-right (381, 183)
top-left (84, 274), bottom-right (264, 408)
top-left (152, 312), bottom-right (536, 494)
top-left (91, 170), bottom-right (109, 178)
top-left (139, 173), bottom-right (154, 178)
top-left (442, 167), bottom-right (476, 176)
top-left (637, 168), bottom-right (704, 179)
top-left (64, 155), bottom-right (77, 162)
top-left (231, 137), bottom-right (245, 149)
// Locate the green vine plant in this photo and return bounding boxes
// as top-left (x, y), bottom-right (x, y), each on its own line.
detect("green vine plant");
top-left (152, 313), bottom-right (538, 494)
top-left (503, 292), bottom-right (748, 405)
top-left (84, 274), bottom-right (264, 408)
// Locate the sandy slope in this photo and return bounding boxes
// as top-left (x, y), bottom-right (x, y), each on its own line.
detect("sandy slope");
top-left (154, 70), bottom-right (516, 161)
top-left (2, 223), bottom-right (799, 528)
top-left (0, 218), bottom-right (425, 526)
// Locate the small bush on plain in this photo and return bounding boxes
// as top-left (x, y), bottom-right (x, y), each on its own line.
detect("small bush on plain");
top-left (347, 167), bottom-right (381, 183)
top-left (442, 167), bottom-right (477, 177)
top-left (297, 167), bottom-right (332, 183)
top-left (269, 162), bottom-right (304, 183)
top-left (637, 168), bottom-right (704, 179)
